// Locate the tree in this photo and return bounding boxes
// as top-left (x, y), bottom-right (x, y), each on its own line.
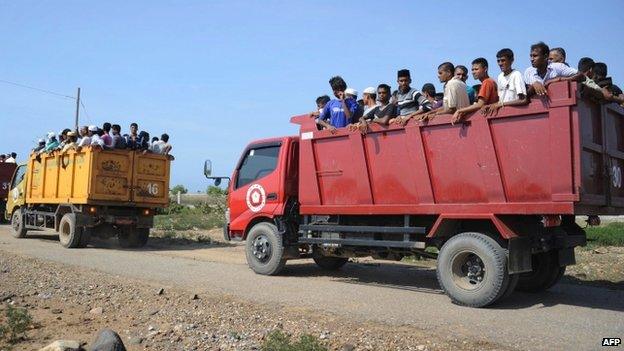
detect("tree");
top-left (207, 185), bottom-right (226, 196)
top-left (170, 184), bottom-right (188, 194)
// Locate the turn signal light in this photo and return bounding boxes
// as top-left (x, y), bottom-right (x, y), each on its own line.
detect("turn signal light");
top-left (88, 206), bottom-right (97, 214)
top-left (142, 209), bottom-right (151, 216)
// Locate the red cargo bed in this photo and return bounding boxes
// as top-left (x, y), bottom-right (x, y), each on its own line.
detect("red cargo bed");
top-left (291, 82), bottom-right (624, 216)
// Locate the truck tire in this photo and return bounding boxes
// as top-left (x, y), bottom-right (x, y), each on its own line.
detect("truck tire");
top-left (245, 222), bottom-right (286, 276)
top-left (118, 227), bottom-right (149, 248)
top-left (436, 232), bottom-right (510, 308)
top-left (10, 209), bottom-right (27, 238)
top-left (312, 249), bottom-right (348, 270)
top-left (78, 227), bottom-right (92, 248)
top-left (58, 213), bottom-right (83, 248)
top-left (516, 251), bottom-right (566, 292)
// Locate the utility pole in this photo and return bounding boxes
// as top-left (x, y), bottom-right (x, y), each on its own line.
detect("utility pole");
top-left (74, 87), bottom-right (81, 131)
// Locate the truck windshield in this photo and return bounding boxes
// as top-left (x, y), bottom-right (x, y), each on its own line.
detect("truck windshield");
top-left (11, 165), bottom-right (26, 189)
top-left (236, 145), bottom-right (280, 189)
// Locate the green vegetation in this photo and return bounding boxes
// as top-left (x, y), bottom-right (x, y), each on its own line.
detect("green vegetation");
top-left (207, 185), bottom-right (227, 196)
top-left (155, 194), bottom-right (226, 231)
top-left (170, 184), bottom-right (188, 194)
top-left (585, 222), bottom-right (624, 246)
top-left (0, 304), bottom-right (32, 344)
top-left (261, 330), bottom-right (327, 351)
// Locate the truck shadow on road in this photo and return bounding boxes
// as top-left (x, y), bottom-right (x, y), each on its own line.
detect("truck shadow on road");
top-left (284, 261), bottom-right (624, 312)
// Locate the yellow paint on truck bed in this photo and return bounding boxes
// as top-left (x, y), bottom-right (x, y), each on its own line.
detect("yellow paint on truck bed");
top-left (26, 148), bottom-right (170, 206)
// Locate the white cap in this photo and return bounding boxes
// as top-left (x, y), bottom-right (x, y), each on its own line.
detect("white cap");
top-left (88, 125), bottom-right (98, 132)
top-left (47, 132), bottom-right (56, 139)
top-left (38, 138), bottom-right (45, 143)
top-left (345, 88), bottom-right (357, 97)
top-left (363, 87), bottom-right (376, 95)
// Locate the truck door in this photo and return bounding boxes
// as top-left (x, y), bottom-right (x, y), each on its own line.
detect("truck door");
top-left (228, 142), bottom-right (282, 238)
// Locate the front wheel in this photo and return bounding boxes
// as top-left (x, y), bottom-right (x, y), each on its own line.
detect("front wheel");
top-left (436, 232), bottom-right (510, 307)
top-left (11, 209), bottom-right (27, 238)
top-left (245, 222), bottom-right (286, 275)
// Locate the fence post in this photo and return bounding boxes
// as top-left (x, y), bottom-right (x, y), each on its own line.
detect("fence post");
top-left (177, 191), bottom-right (181, 205)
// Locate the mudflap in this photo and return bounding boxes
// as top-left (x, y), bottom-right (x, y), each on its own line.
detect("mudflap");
top-left (508, 236), bottom-right (532, 274)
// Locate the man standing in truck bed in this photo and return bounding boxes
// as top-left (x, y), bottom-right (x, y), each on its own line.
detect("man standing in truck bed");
top-left (317, 76), bottom-right (358, 133)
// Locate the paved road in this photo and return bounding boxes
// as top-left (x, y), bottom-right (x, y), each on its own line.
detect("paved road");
top-left (1, 225), bottom-right (622, 351)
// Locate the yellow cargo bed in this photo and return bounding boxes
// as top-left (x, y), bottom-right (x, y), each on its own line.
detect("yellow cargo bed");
top-left (26, 148), bottom-right (170, 207)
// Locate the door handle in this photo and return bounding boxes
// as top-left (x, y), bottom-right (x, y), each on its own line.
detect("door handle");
top-left (266, 192), bottom-right (277, 200)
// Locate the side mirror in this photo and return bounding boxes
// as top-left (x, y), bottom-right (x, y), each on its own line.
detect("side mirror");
top-left (214, 178), bottom-right (222, 187)
top-left (204, 160), bottom-right (212, 177)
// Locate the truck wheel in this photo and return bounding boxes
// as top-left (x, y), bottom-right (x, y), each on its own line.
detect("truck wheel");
top-left (118, 227), bottom-right (149, 248)
top-left (58, 213), bottom-right (83, 248)
top-left (436, 232), bottom-right (509, 308)
top-left (516, 251), bottom-right (565, 292)
top-left (78, 227), bottom-right (92, 248)
top-left (245, 222), bottom-right (286, 275)
top-left (312, 249), bottom-right (348, 270)
top-left (10, 209), bottom-right (27, 238)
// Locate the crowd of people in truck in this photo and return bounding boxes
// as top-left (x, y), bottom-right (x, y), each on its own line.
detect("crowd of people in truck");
top-left (310, 42), bottom-right (624, 133)
top-left (32, 122), bottom-right (173, 156)
top-left (0, 152), bottom-right (17, 163)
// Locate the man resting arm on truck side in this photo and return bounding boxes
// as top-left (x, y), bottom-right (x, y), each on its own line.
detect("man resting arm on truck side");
top-left (452, 57), bottom-right (499, 124)
top-left (481, 48), bottom-right (528, 116)
top-left (421, 62), bottom-right (470, 121)
top-left (524, 42), bottom-right (582, 97)
top-left (348, 87), bottom-right (378, 134)
top-left (317, 76), bottom-right (358, 133)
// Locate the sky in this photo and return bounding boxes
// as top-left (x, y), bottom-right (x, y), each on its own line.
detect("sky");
top-left (1, 0), bottom-right (623, 192)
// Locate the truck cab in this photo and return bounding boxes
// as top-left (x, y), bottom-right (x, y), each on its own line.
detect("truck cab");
top-left (219, 137), bottom-right (298, 241)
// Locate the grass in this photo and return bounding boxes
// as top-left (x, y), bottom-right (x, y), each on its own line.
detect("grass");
top-left (154, 196), bottom-right (225, 231)
top-left (0, 304), bottom-right (32, 344)
top-left (261, 330), bottom-right (327, 351)
top-left (585, 222), bottom-right (624, 246)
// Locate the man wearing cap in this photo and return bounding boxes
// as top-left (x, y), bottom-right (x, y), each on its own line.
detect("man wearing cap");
top-left (318, 76), bottom-right (358, 132)
top-left (345, 88), bottom-right (363, 123)
top-left (41, 132), bottom-right (59, 154)
top-left (62, 131), bottom-right (78, 152)
top-left (392, 69), bottom-right (432, 118)
top-left (348, 87), bottom-right (378, 133)
top-left (33, 139), bottom-right (46, 153)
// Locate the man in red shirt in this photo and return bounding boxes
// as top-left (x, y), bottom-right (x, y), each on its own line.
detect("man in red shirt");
top-left (452, 57), bottom-right (499, 124)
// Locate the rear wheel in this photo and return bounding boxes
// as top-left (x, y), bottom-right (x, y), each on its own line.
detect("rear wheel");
top-left (312, 249), bottom-right (348, 270)
top-left (437, 232), bottom-right (510, 307)
top-left (10, 209), bottom-right (27, 238)
top-left (245, 222), bottom-right (286, 275)
top-left (516, 251), bottom-right (565, 292)
top-left (118, 227), bottom-right (149, 248)
top-left (58, 213), bottom-right (82, 248)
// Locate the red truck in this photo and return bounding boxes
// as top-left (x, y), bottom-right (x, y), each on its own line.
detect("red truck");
top-left (0, 162), bottom-right (17, 223)
top-left (205, 82), bottom-right (624, 307)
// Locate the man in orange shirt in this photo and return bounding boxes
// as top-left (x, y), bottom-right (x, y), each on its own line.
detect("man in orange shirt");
top-left (452, 57), bottom-right (499, 124)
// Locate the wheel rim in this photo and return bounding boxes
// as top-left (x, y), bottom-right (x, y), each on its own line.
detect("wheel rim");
top-left (451, 251), bottom-right (487, 291)
top-left (59, 220), bottom-right (71, 243)
top-left (11, 212), bottom-right (20, 232)
top-left (252, 234), bottom-right (271, 263)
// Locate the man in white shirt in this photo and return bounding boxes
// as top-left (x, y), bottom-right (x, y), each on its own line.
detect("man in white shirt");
top-left (151, 134), bottom-right (172, 155)
top-left (524, 42), bottom-right (581, 96)
top-left (77, 125), bottom-right (93, 147)
top-left (482, 48), bottom-right (528, 116)
top-left (5, 152), bottom-right (16, 163)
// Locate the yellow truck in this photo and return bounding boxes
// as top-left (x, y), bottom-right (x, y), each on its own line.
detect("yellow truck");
top-left (5, 147), bottom-right (171, 248)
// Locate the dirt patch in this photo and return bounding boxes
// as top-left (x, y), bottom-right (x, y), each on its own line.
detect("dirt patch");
top-left (0, 251), bottom-right (512, 351)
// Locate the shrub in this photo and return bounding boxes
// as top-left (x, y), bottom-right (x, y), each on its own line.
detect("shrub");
top-left (586, 222), bottom-right (624, 246)
top-left (262, 330), bottom-right (327, 351)
top-left (1, 304), bottom-right (32, 343)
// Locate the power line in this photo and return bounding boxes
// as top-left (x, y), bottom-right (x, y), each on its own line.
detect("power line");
top-left (80, 100), bottom-right (91, 121)
top-left (0, 78), bottom-right (76, 99)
